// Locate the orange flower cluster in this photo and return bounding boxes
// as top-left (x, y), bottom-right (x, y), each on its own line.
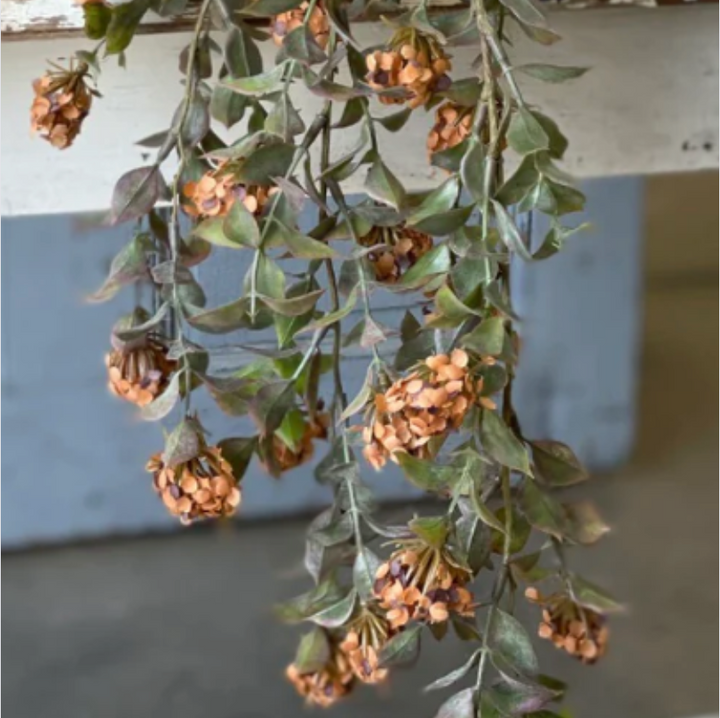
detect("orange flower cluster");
top-left (30, 62), bottom-right (94, 149)
top-left (374, 544), bottom-right (475, 630)
top-left (266, 414), bottom-right (330, 474)
top-left (526, 587), bottom-right (609, 664)
top-left (271, 1), bottom-right (330, 49)
top-left (427, 102), bottom-right (473, 157)
top-left (286, 647), bottom-right (354, 708)
top-left (182, 162), bottom-right (274, 220)
top-left (365, 36), bottom-right (451, 110)
top-left (147, 445), bottom-right (241, 525)
top-left (362, 349), bottom-right (476, 470)
top-left (105, 338), bottom-right (176, 408)
top-left (360, 225), bottom-right (433, 283)
top-left (339, 610), bottom-right (394, 685)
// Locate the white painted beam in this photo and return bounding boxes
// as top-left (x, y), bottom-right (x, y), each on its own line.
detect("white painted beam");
top-left (1, 5), bottom-right (717, 217)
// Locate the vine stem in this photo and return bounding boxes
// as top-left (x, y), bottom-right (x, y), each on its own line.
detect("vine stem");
top-left (167, 0), bottom-right (214, 414)
top-left (319, 32), bottom-right (368, 599)
top-left (474, 467), bottom-right (513, 695)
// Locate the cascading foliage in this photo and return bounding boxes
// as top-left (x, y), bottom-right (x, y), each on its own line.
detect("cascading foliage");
top-left (32, 0), bottom-right (622, 712)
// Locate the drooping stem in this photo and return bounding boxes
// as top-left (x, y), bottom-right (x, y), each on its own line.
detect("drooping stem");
top-left (167, 0), bottom-right (214, 414)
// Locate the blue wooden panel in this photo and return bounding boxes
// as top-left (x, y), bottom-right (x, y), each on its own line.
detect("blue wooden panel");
top-left (0, 177), bottom-right (643, 547)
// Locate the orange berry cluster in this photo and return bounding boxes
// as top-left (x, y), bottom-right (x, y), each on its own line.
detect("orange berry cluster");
top-left (182, 162), bottom-right (275, 220)
top-left (362, 349), bottom-right (476, 471)
top-left (105, 338), bottom-right (176, 408)
top-left (427, 102), bottom-right (474, 157)
top-left (365, 34), bottom-right (452, 110)
top-left (30, 62), bottom-right (93, 149)
top-left (286, 645), bottom-right (354, 708)
top-left (360, 225), bottom-right (433, 283)
top-left (373, 545), bottom-right (475, 630)
top-left (526, 587), bottom-right (609, 664)
top-left (146, 444), bottom-right (241, 525)
top-left (272, 1), bottom-right (329, 49)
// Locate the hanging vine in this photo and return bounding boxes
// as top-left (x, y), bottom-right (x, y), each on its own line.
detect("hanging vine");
top-left (32, 0), bottom-right (621, 712)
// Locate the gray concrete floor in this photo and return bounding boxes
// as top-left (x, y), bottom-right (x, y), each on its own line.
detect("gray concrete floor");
top-left (3, 172), bottom-right (718, 718)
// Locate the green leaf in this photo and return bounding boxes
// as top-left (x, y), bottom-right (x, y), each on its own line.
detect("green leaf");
top-left (265, 94), bottom-right (306, 141)
top-left (309, 590), bottom-right (357, 627)
top-left (520, 478), bottom-right (568, 539)
top-left (224, 201), bottom-right (261, 248)
top-left (564, 501), bottom-right (610, 545)
top-left (534, 112), bottom-right (568, 159)
top-left (462, 317), bottom-right (506, 356)
top-left (353, 547), bottom-right (381, 602)
top-left (517, 63), bottom-right (589, 83)
top-left (498, 0), bottom-right (547, 30)
top-left (235, 143), bottom-right (297, 185)
top-left (375, 107), bottom-right (413, 132)
top-left (507, 108), bottom-right (550, 156)
top-left (105, 0), bottom-right (150, 54)
top-left (302, 68), bottom-right (366, 101)
top-left (397, 454), bottom-right (459, 492)
top-left (569, 575), bottom-right (624, 615)
top-left (259, 288), bottom-right (324, 316)
top-left (274, 574), bottom-right (344, 623)
top-left (210, 85), bottom-right (247, 130)
top-left (333, 97), bottom-right (366, 129)
top-left (412, 206), bottom-right (475, 237)
top-left (175, 90), bottom-right (209, 147)
top-left (400, 244), bottom-right (451, 289)
top-left (185, 297), bottom-right (249, 334)
top-left (485, 281), bottom-right (519, 320)
top-left (225, 26), bottom-right (263, 78)
top-left (460, 141), bottom-right (486, 203)
top-left (430, 285), bottom-right (476, 327)
top-left (406, 176), bottom-right (460, 226)
top-left (470, 489), bottom-right (506, 534)
top-left (480, 410), bottom-right (532, 475)
top-left (282, 25), bottom-right (327, 65)
top-left (425, 651), bottom-right (481, 692)
top-left (533, 223), bottom-right (589, 260)
top-left (379, 624), bottom-right (422, 667)
top-left (489, 609), bottom-right (539, 676)
top-left (87, 232), bottom-right (153, 302)
top-left (222, 62), bottom-right (289, 95)
top-left (216, 436), bottom-right (256, 479)
top-left (109, 166), bottom-right (163, 225)
top-left (434, 687), bottom-right (475, 718)
top-left (312, 513), bottom-right (354, 546)
top-left (489, 673), bottom-right (558, 715)
top-left (529, 440), bottom-right (588, 486)
top-left (455, 513), bottom-right (491, 574)
top-left (492, 200), bottom-right (533, 261)
top-left (113, 304), bottom-right (169, 343)
top-left (162, 418), bottom-right (200, 467)
top-left (192, 216), bottom-right (240, 249)
top-left (409, 516), bottom-right (450, 549)
top-left (497, 155), bottom-right (539, 206)
top-left (250, 381), bottom-right (295, 435)
top-left (280, 225), bottom-right (337, 259)
top-left (139, 372), bottom-right (180, 421)
top-left (439, 78), bottom-right (481, 107)
top-left (82, 3), bottom-right (112, 40)
top-left (365, 159), bottom-right (406, 209)
top-left (255, 254), bottom-right (285, 298)
top-left (300, 288), bottom-right (357, 332)
top-left (294, 628), bottom-right (330, 674)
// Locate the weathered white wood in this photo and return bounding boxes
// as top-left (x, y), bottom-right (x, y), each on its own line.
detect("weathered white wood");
top-left (1, 5), bottom-right (717, 217)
